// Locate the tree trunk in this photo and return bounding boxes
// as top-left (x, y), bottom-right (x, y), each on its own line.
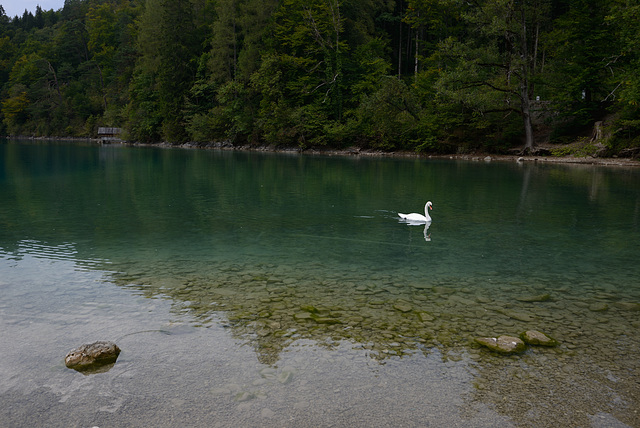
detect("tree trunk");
top-left (397, 5), bottom-right (402, 78)
top-left (233, 17), bottom-right (237, 78)
top-left (519, 6), bottom-right (534, 153)
top-left (95, 62), bottom-right (108, 110)
top-left (46, 60), bottom-right (64, 107)
top-left (521, 83), bottom-right (534, 152)
top-left (331, 0), bottom-right (342, 120)
top-left (590, 121), bottom-right (604, 142)
top-left (414, 26), bottom-right (419, 82)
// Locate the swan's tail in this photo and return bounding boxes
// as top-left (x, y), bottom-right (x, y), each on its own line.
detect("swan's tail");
top-left (398, 213), bottom-right (408, 219)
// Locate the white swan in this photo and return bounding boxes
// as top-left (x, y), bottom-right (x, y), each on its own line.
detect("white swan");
top-left (398, 201), bottom-right (433, 223)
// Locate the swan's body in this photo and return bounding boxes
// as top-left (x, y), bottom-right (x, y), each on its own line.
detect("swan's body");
top-left (398, 201), bottom-right (432, 223)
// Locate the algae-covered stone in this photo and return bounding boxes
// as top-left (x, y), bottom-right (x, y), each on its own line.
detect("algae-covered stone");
top-left (614, 302), bottom-right (640, 311)
top-left (293, 312), bottom-right (313, 321)
top-left (393, 302), bottom-right (413, 313)
top-left (347, 316), bottom-right (364, 324)
top-left (588, 302), bottom-right (609, 312)
top-left (520, 330), bottom-right (558, 346)
top-left (497, 309), bottom-right (534, 322)
top-left (416, 311), bottom-right (435, 322)
top-left (432, 286), bottom-right (455, 294)
top-left (475, 335), bottom-right (526, 354)
top-left (412, 283), bottom-right (431, 290)
top-left (448, 296), bottom-right (475, 306)
top-left (516, 293), bottom-right (551, 302)
top-left (312, 315), bottom-right (341, 325)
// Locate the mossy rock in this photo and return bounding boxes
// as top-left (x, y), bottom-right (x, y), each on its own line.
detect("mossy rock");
top-left (311, 314), bottom-right (341, 325)
top-left (393, 302), bottom-right (413, 313)
top-left (516, 293), bottom-right (551, 302)
top-left (416, 311), bottom-right (435, 322)
top-left (614, 302), bottom-right (640, 311)
top-left (497, 309), bottom-right (534, 322)
top-left (293, 312), bottom-right (313, 321)
top-left (520, 330), bottom-right (559, 346)
top-left (588, 302), bottom-right (609, 312)
top-left (475, 335), bottom-right (526, 354)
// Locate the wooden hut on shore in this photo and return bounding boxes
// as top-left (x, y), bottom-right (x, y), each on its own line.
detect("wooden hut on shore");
top-left (97, 127), bottom-right (122, 144)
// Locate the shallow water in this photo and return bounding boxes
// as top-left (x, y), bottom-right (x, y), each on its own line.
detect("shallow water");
top-left (1, 140), bottom-right (639, 427)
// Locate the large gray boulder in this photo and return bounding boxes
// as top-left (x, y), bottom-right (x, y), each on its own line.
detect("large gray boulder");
top-left (65, 341), bottom-right (121, 372)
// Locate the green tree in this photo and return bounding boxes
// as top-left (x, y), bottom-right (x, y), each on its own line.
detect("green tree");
top-left (86, 2), bottom-right (119, 110)
top-left (247, 0), bottom-right (349, 146)
top-left (544, 0), bottom-right (618, 128)
top-left (130, 0), bottom-right (203, 142)
top-left (609, 0), bottom-right (640, 108)
top-left (431, 0), bottom-right (552, 151)
top-left (605, 0), bottom-right (640, 145)
top-left (2, 49), bottom-right (67, 135)
top-left (209, 0), bottom-right (238, 82)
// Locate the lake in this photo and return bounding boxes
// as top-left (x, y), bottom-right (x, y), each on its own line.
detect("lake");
top-left (1, 140), bottom-right (639, 427)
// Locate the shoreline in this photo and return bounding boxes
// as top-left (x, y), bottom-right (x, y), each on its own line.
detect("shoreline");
top-left (5, 135), bottom-right (640, 167)
top-left (135, 140), bottom-right (640, 168)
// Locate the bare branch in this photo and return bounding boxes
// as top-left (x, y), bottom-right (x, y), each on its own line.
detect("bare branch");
top-left (603, 82), bottom-right (622, 102)
top-left (304, 7), bottom-right (328, 48)
top-left (461, 80), bottom-right (518, 95)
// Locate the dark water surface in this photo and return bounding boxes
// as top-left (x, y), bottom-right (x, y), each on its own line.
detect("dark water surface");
top-left (1, 140), bottom-right (639, 427)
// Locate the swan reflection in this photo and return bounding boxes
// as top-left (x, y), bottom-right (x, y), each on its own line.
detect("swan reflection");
top-left (399, 218), bottom-right (432, 241)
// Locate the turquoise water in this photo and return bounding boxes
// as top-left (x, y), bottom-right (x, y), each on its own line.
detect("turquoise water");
top-left (1, 140), bottom-right (639, 427)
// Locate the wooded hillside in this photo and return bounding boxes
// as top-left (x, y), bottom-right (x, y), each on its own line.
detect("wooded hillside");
top-left (1, 0), bottom-right (639, 155)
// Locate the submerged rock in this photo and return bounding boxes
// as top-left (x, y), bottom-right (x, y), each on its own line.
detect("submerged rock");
top-left (516, 293), bottom-right (551, 303)
top-left (277, 369), bottom-right (294, 384)
top-left (293, 312), bottom-right (313, 321)
top-left (299, 305), bottom-right (319, 313)
top-left (65, 341), bottom-right (121, 372)
top-left (614, 302), bottom-right (640, 311)
top-left (234, 391), bottom-right (256, 402)
top-left (312, 315), bottom-right (341, 325)
top-left (416, 311), bottom-right (435, 322)
top-left (520, 330), bottom-right (559, 347)
top-left (475, 335), bottom-right (526, 354)
top-left (393, 302), bottom-right (413, 313)
top-left (496, 309), bottom-right (534, 322)
top-left (588, 302), bottom-right (609, 312)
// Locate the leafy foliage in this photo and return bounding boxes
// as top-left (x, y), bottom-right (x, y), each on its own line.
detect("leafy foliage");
top-left (0, 0), bottom-right (638, 153)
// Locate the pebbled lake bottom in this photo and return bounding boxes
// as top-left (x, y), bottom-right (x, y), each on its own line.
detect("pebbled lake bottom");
top-left (1, 247), bottom-right (639, 427)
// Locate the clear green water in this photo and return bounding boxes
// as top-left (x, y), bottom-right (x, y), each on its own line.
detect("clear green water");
top-left (1, 140), bottom-right (639, 427)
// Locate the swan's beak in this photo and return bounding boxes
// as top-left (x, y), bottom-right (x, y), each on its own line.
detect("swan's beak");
top-left (429, 205), bottom-right (433, 210)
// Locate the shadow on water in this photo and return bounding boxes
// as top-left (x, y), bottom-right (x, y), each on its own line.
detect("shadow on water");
top-left (2, 140), bottom-right (640, 426)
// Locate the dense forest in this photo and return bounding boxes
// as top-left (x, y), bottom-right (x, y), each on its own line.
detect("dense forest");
top-left (1, 0), bottom-right (639, 155)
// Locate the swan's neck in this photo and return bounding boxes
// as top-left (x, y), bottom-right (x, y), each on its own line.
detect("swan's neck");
top-left (424, 206), bottom-right (431, 221)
